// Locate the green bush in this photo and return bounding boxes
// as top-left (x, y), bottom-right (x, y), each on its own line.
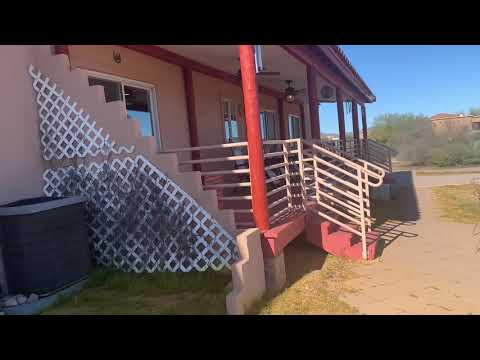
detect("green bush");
top-left (430, 143), bottom-right (476, 167)
top-left (370, 112), bottom-right (480, 167)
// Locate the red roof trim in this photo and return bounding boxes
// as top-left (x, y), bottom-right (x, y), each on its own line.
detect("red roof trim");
top-left (316, 45), bottom-right (375, 102)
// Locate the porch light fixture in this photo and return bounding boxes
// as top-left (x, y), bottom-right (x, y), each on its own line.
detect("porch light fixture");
top-left (284, 80), bottom-right (296, 103)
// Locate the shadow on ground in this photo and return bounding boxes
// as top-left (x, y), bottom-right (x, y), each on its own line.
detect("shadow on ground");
top-left (274, 171), bottom-right (422, 292)
top-left (283, 238), bottom-right (328, 285)
top-left (372, 171), bottom-right (420, 256)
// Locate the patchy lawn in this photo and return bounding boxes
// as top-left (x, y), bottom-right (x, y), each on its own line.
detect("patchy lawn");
top-left (416, 170), bottom-right (480, 176)
top-left (42, 268), bottom-right (231, 315)
top-left (249, 249), bottom-right (359, 315)
top-left (433, 184), bottom-right (480, 224)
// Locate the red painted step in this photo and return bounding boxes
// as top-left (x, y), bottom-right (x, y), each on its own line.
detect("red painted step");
top-left (305, 210), bottom-right (381, 261)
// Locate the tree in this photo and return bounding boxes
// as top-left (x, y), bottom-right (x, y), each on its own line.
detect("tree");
top-left (369, 113), bottom-right (434, 164)
top-left (469, 107), bottom-right (480, 116)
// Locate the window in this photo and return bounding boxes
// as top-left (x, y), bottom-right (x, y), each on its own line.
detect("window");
top-left (288, 114), bottom-right (302, 139)
top-left (222, 99), bottom-right (241, 143)
top-left (87, 74), bottom-right (157, 139)
top-left (473, 122), bottom-right (480, 130)
top-left (260, 111), bottom-right (277, 140)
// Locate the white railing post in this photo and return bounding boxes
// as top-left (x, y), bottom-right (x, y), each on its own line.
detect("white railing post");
top-left (356, 167), bottom-right (367, 260)
top-left (363, 162), bottom-right (372, 232)
top-left (283, 142), bottom-right (293, 209)
top-left (313, 147), bottom-right (321, 204)
top-left (297, 139), bottom-right (306, 211)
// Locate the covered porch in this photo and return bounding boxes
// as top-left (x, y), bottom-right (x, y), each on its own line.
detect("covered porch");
top-left (59, 44), bottom-right (386, 290)
top-left (145, 45), bottom-right (381, 255)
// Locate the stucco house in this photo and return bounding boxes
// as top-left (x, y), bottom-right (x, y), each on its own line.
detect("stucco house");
top-left (0, 45), bottom-right (391, 314)
top-left (431, 113), bottom-right (480, 133)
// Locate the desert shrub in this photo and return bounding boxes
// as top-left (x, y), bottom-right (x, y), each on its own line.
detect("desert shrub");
top-left (430, 143), bottom-right (475, 167)
top-left (370, 112), bottom-right (480, 167)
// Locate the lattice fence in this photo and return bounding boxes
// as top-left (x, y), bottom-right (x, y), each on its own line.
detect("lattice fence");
top-left (29, 64), bottom-right (134, 160)
top-left (30, 63), bottom-right (238, 272)
top-left (43, 155), bottom-right (239, 272)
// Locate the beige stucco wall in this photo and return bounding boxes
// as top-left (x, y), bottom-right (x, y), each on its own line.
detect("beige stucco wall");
top-left (68, 45), bottom-right (307, 149)
top-left (0, 44), bottom-right (311, 205)
top-left (68, 45), bottom-right (191, 151)
top-left (192, 71), bottom-right (287, 146)
top-left (0, 45), bottom-right (47, 205)
top-left (226, 228), bottom-right (266, 315)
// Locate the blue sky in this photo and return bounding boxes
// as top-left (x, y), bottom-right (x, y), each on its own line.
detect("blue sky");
top-left (320, 45), bottom-right (480, 134)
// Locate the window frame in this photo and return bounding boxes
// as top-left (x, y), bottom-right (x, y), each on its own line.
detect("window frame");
top-left (85, 70), bottom-right (161, 150)
top-left (287, 114), bottom-right (302, 139)
top-left (259, 109), bottom-right (278, 141)
top-left (221, 98), bottom-right (242, 144)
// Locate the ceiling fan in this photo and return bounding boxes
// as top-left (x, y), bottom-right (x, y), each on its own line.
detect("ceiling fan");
top-left (235, 57), bottom-right (280, 77)
top-left (284, 80), bottom-right (306, 103)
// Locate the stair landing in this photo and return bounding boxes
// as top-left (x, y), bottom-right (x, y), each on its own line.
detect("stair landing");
top-left (262, 208), bottom-right (306, 258)
top-left (305, 210), bottom-right (381, 261)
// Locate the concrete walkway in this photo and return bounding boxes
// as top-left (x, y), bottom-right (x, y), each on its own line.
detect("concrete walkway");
top-left (413, 167), bottom-right (480, 188)
top-left (339, 170), bottom-right (480, 314)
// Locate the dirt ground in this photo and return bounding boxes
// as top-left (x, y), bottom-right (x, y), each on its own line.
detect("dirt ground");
top-left (281, 168), bottom-right (480, 315)
top-left (340, 169), bottom-right (480, 314)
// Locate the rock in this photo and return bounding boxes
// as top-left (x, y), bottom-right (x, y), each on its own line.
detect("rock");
top-left (27, 293), bottom-right (39, 303)
top-left (2, 296), bottom-right (18, 307)
top-left (15, 294), bottom-right (27, 305)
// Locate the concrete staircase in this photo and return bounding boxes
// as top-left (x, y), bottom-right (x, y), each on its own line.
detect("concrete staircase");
top-left (32, 46), bottom-right (237, 234)
top-left (305, 209), bottom-right (380, 261)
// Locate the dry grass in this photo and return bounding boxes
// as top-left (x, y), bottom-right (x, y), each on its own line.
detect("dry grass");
top-left (42, 268), bottom-right (231, 315)
top-left (416, 170), bottom-right (480, 176)
top-left (249, 253), bottom-right (359, 315)
top-left (432, 184), bottom-right (480, 224)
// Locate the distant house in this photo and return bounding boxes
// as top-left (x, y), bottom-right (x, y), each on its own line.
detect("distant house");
top-left (430, 113), bottom-right (480, 133)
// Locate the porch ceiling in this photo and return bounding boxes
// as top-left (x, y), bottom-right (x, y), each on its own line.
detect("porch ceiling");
top-left (157, 45), bottom-right (336, 103)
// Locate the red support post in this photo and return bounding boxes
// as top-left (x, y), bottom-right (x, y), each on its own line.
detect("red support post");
top-left (361, 104), bottom-right (368, 141)
top-left (278, 98), bottom-right (286, 139)
top-left (299, 103), bottom-right (306, 139)
top-left (361, 104), bottom-right (368, 158)
top-left (53, 45), bottom-right (69, 56)
top-left (238, 45), bottom-right (270, 232)
top-left (336, 88), bottom-right (346, 150)
top-left (307, 65), bottom-right (320, 139)
top-left (351, 100), bottom-right (360, 156)
top-left (182, 67), bottom-right (200, 171)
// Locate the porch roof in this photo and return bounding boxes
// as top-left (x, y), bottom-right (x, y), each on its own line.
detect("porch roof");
top-left (144, 45), bottom-right (375, 104)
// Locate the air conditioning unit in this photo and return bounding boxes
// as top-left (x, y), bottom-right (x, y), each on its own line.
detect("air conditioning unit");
top-left (319, 85), bottom-right (334, 101)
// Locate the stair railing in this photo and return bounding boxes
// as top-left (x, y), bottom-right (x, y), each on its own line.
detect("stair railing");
top-left (164, 139), bottom-right (303, 229)
top-left (302, 140), bottom-right (385, 259)
top-left (365, 139), bottom-right (394, 173)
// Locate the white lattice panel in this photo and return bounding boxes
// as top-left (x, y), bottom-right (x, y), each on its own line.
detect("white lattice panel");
top-left (29, 64), bottom-right (134, 160)
top-left (43, 155), bottom-right (239, 272)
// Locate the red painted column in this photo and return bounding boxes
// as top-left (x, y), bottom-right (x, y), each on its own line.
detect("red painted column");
top-left (239, 45), bottom-right (269, 232)
top-left (351, 100), bottom-right (360, 156)
top-left (183, 67), bottom-right (200, 171)
top-left (53, 45), bottom-right (69, 55)
top-left (307, 65), bottom-right (320, 139)
top-left (361, 104), bottom-right (368, 141)
top-left (336, 88), bottom-right (346, 150)
top-left (299, 103), bottom-right (306, 139)
top-left (361, 104), bottom-right (368, 158)
top-left (277, 98), bottom-right (286, 139)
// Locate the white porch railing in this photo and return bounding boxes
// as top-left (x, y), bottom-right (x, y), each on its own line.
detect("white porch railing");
top-left (316, 138), bottom-right (393, 173)
top-left (365, 139), bottom-right (394, 173)
top-left (165, 138), bottom-right (386, 259)
top-left (164, 139), bottom-right (303, 229)
top-left (301, 140), bottom-right (384, 259)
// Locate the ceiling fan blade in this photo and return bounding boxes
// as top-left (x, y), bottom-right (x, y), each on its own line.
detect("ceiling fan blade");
top-left (295, 88), bottom-right (307, 95)
top-left (257, 71), bottom-right (281, 76)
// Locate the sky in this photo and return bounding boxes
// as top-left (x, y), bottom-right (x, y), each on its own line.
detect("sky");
top-left (320, 45), bottom-right (480, 134)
